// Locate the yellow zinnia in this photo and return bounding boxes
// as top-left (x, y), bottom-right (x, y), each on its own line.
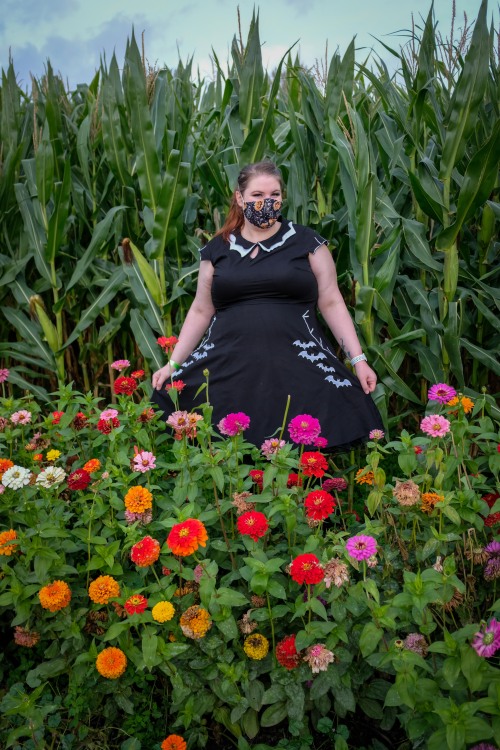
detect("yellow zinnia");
top-left (243, 633), bottom-right (269, 660)
top-left (152, 601), bottom-right (175, 623)
top-left (46, 450), bottom-right (61, 462)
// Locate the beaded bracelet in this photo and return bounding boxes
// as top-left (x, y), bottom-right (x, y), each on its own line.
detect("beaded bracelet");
top-left (169, 359), bottom-right (181, 371)
top-left (350, 353), bottom-right (367, 366)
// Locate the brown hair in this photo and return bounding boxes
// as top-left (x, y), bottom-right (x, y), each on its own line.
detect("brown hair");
top-left (217, 161), bottom-right (284, 241)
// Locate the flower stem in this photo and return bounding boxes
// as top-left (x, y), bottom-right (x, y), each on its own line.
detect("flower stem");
top-left (266, 592), bottom-right (276, 664)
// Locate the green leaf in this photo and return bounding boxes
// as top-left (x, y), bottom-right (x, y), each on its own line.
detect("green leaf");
top-left (64, 268), bottom-right (127, 348)
top-left (359, 622), bottom-right (383, 657)
top-left (214, 588), bottom-right (248, 607)
top-left (260, 701), bottom-right (288, 728)
top-left (129, 309), bottom-right (163, 370)
top-left (66, 206), bottom-right (124, 291)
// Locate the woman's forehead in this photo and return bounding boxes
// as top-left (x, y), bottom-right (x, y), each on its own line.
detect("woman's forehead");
top-left (244, 174), bottom-right (282, 192)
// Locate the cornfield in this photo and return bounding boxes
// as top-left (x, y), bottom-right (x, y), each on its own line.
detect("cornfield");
top-left (0, 1), bottom-right (499, 426)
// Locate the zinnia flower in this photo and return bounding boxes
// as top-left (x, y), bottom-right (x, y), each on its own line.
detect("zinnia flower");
top-left (420, 414), bottom-right (451, 437)
top-left (428, 383), bottom-right (457, 404)
top-left (10, 410), bottom-right (32, 425)
top-left (290, 553), bottom-right (324, 585)
top-left (0, 368), bottom-right (10, 383)
top-left (249, 469), bottom-right (264, 489)
top-left (96, 647), bottom-right (127, 678)
top-left (157, 336), bottom-right (179, 353)
top-left (100, 408), bottom-right (119, 420)
top-left (114, 376), bottom-right (137, 396)
top-left (125, 509), bottom-right (153, 526)
top-left (304, 490), bottom-right (336, 521)
top-left (166, 410), bottom-right (202, 440)
top-left (303, 644), bottom-right (335, 673)
top-left (132, 450), bottom-right (156, 473)
top-left (124, 594), bottom-right (148, 615)
top-left (152, 601), bottom-right (175, 623)
top-left (218, 411), bottom-right (251, 436)
top-left (355, 468), bottom-right (374, 485)
top-left (72, 412), bottom-right (88, 430)
top-left (469, 744), bottom-right (498, 750)
top-left (231, 491), bottom-right (256, 515)
top-left (179, 605), bottom-right (212, 639)
top-left (393, 480), bottom-right (420, 507)
top-left (67, 469), bottom-right (91, 490)
top-left (167, 518), bottom-right (208, 556)
top-left (323, 558), bottom-right (349, 588)
top-left (111, 359), bottom-right (130, 371)
top-left (83, 459), bottom-right (101, 473)
top-left (369, 429), bottom-right (385, 440)
top-left (161, 735), bottom-right (187, 750)
top-left (346, 534), bottom-right (377, 561)
top-left (447, 395), bottom-right (474, 414)
top-left (124, 486), bottom-right (153, 513)
top-left (88, 575), bottom-right (120, 604)
top-left (314, 436), bottom-right (328, 448)
top-left (261, 438), bottom-right (285, 459)
top-left (322, 477), bottom-right (347, 492)
top-left (472, 619), bottom-right (500, 658)
top-left (403, 633), bottom-right (428, 656)
top-left (2, 465), bottom-right (31, 489)
top-left (300, 451), bottom-right (328, 478)
top-left (421, 492), bottom-right (444, 513)
top-left (236, 511), bottom-right (269, 541)
top-left (36, 466), bottom-right (67, 488)
top-left (131, 369), bottom-right (145, 379)
top-left (14, 625), bottom-right (40, 647)
top-left (50, 411), bottom-right (64, 425)
top-left (484, 557), bottom-right (500, 581)
top-left (0, 529), bottom-right (18, 556)
top-left (39, 580), bottom-right (71, 612)
top-left (243, 633), bottom-right (269, 660)
top-left (276, 634), bottom-right (301, 670)
top-left (0, 458), bottom-right (14, 480)
top-left (130, 536), bottom-right (160, 567)
top-left (287, 473), bottom-right (303, 488)
top-left (288, 414), bottom-right (321, 445)
top-left (166, 380), bottom-right (186, 393)
top-left (238, 611), bottom-right (258, 635)
top-left (46, 449), bottom-right (61, 462)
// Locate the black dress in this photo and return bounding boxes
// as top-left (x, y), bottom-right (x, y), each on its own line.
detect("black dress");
top-left (151, 218), bottom-right (384, 449)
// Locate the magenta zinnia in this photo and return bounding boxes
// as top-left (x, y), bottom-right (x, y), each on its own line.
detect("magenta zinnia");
top-left (428, 383), bottom-right (457, 404)
top-left (420, 414), bottom-right (450, 437)
top-left (346, 534), bottom-right (377, 561)
top-left (288, 414), bottom-right (321, 445)
top-left (471, 619), bottom-right (500, 658)
top-left (217, 412), bottom-right (250, 437)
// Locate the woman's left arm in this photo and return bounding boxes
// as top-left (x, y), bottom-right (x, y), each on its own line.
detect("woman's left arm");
top-left (309, 244), bottom-right (377, 395)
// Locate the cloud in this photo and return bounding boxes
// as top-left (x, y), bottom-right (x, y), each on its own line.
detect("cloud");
top-left (1, 0), bottom-right (78, 25)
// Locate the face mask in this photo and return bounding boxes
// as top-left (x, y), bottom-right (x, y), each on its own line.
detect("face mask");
top-left (243, 198), bottom-right (282, 228)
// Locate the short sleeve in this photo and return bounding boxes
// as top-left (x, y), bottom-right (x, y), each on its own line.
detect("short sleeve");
top-left (199, 234), bottom-right (224, 263)
top-left (302, 227), bottom-right (329, 255)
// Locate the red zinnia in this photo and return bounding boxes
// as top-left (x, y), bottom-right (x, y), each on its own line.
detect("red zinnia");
top-left (124, 594), bottom-right (148, 615)
top-left (67, 469), bottom-right (91, 490)
top-left (304, 490), bottom-right (336, 521)
top-left (167, 518), bottom-right (208, 556)
top-left (166, 380), bottom-right (186, 393)
top-left (114, 376), bottom-right (138, 396)
top-left (97, 417), bottom-right (120, 434)
top-left (157, 336), bottom-right (179, 353)
top-left (72, 412), bottom-right (88, 430)
top-left (290, 553), bottom-right (324, 585)
top-left (483, 492), bottom-right (500, 527)
top-left (51, 411), bottom-right (64, 425)
top-left (276, 634), bottom-right (301, 670)
top-left (236, 511), bottom-right (269, 542)
top-left (287, 473), bottom-right (303, 488)
top-left (300, 452), bottom-right (328, 478)
top-left (130, 536), bottom-right (161, 567)
top-left (131, 370), bottom-right (145, 379)
top-left (249, 469), bottom-right (264, 490)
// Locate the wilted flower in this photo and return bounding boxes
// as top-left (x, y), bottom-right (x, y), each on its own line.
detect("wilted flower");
top-left (250, 595), bottom-right (266, 608)
top-left (238, 611), bottom-right (258, 635)
top-left (243, 633), bottom-right (269, 660)
top-left (403, 633), bottom-right (428, 656)
top-left (261, 438), bottom-right (285, 459)
top-left (72, 412), bottom-right (88, 430)
top-left (14, 626), bottom-right (40, 647)
top-left (433, 556), bottom-right (444, 573)
top-left (346, 535), bottom-right (377, 561)
top-left (2, 465), bottom-right (31, 489)
top-left (484, 557), bottom-right (500, 581)
top-left (97, 417), bottom-right (120, 434)
top-left (323, 558), bottom-right (349, 588)
top-left (288, 414), bottom-right (321, 445)
top-left (393, 480), bottom-right (420, 507)
top-left (420, 414), bottom-right (450, 438)
top-left (124, 509), bottom-right (153, 525)
top-left (303, 644), bottom-right (334, 673)
top-left (471, 619), bottom-right (500, 658)
top-left (428, 383), bottom-right (457, 404)
top-left (36, 466), bottom-right (67, 488)
top-left (322, 477), bottom-right (347, 492)
top-left (180, 605), bottom-right (211, 639)
top-left (231, 491), bottom-right (255, 514)
top-left (421, 492), bottom-right (444, 513)
top-left (138, 407), bottom-right (155, 423)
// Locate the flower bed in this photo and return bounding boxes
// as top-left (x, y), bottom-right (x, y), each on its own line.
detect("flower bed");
top-left (0, 377), bottom-right (499, 750)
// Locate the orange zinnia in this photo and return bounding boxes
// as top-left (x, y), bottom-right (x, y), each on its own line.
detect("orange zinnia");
top-left (88, 575), bottom-right (120, 604)
top-left (124, 486), bottom-right (153, 513)
top-left (161, 735), bottom-right (187, 750)
top-left (421, 492), bottom-right (444, 513)
top-left (355, 468), bottom-right (375, 485)
top-left (39, 580), bottom-right (72, 612)
top-left (446, 396), bottom-right (474, 414)
top-left (96, 647), bottom-right (127, 679)
top-left (166, 518), bottom-right (208, 556)
top-left (0, 458), bottom-right (14, 480)
top-left (83, 458), bottom-right (101, 473)
top-left (179, 605), bottom-right (212, 639)
top-left (0, 529), bottom-right (18, 556)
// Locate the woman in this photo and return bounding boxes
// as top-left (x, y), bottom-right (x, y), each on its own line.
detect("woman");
top-left (151, 160), bottom-right (383, 448)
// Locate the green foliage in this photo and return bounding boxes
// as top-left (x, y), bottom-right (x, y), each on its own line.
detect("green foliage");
top-left (0, 379), bottom-right (499, 748)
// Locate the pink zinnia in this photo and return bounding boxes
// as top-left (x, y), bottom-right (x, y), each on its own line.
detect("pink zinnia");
top-left (369, 429), bottom-right (385, 440)
top-left (218, 412), bottom-right (251, 437)
top-left (420, 414), bottom-right (451, 437)
top-left (472, 619), bottom-right (500, 658)
top-left (10, 410), bottom-right (32, 425)
top-left (100, 408), bottom-right (119, 420)
top-left (0, 368), bottom-right (9, 383)
top-left (322, 477), bottom-right (347, 492)
top-left (288, 414), bottom-right (321, 445)
top-left (261, 438), bottom-right (285, 459)
top-left (111, 359), bottom-right (130, 371)
top-left (428, 383), bottom-right (457, 404)
top-left (132, 451), bottom-right (156, 473)
top-left (303, 644), bottom-right (335, 673)
top-left (314, 437), bottom-right (328, 448)
top-left (345, 534), bottom-right (377, 561)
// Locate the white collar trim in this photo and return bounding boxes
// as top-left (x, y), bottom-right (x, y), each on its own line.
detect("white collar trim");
top-left (229, 221), bottom-right (296, 257)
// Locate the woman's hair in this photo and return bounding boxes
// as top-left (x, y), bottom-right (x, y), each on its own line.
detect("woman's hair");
top-left (217, 161), bottom-right (284, 241)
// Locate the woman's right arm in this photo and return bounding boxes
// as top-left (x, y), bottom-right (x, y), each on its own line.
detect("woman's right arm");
top-left (152, 260), bottom-right (215, 390)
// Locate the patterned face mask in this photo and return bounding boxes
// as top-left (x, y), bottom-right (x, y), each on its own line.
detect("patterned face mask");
top-left (243, 198), bottom-right (282, 228)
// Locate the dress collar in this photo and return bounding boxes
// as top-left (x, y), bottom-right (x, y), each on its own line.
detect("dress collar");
top-left (229, 220), bottom-right (296, 257)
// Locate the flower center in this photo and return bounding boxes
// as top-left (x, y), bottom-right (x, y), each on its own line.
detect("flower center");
top-left (484, 633), bottom-right (494, 645)
top-left (179, 528), bottom-right (189, 537)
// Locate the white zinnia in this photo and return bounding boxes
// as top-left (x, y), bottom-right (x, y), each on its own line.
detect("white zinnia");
top-left (36, 466), bottom-right (67, 488)
top-left (2, 465), bottom-right (32, 489)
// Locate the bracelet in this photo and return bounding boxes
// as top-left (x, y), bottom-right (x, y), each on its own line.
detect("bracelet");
top-left (350, 353), bottom-right (367, 366)
top-left (169, 359), bottom-right (181, 371)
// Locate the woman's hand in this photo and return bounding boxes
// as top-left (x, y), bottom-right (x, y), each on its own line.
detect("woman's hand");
top-left (354, 361), bottom-right (377, 394)
top-left (152, 364), bottom-right (173, 391)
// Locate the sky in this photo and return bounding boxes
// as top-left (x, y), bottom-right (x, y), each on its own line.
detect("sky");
top-left (0, 0), bottom-right (491, 89)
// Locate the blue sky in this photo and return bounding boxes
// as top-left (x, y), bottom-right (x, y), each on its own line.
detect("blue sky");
top-left (0, 0), bottom-right (489, 88)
